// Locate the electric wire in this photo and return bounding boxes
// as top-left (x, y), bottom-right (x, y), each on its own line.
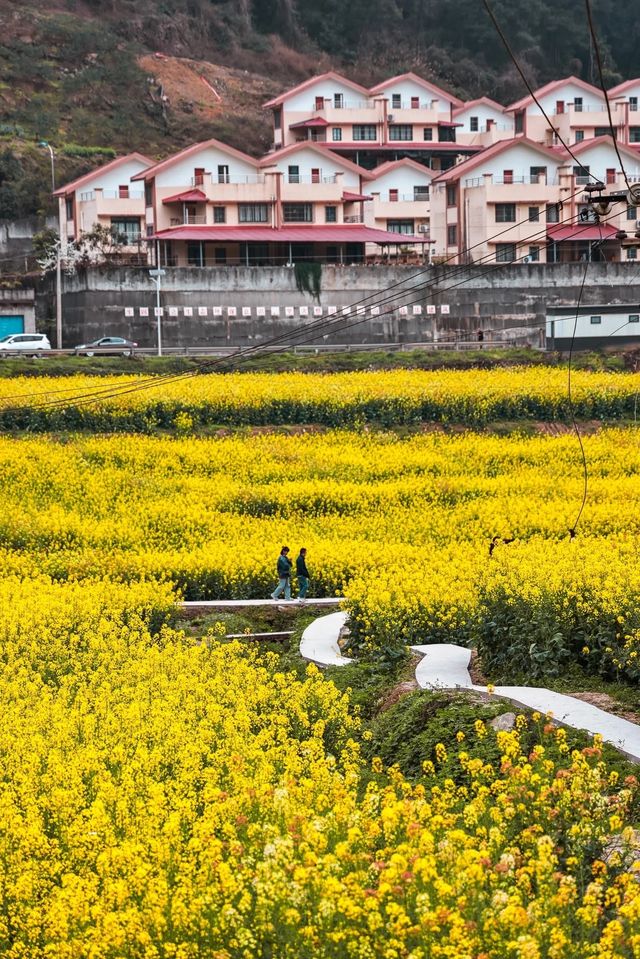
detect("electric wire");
top-left (585, 0), bottom-right (632, 191)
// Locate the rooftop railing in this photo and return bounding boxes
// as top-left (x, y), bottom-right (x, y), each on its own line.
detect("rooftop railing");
top-left (79, 190), bottom-right (145, 201)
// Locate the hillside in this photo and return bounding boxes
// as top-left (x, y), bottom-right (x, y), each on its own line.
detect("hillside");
top-left (0, 0), bottom-right (634, 219)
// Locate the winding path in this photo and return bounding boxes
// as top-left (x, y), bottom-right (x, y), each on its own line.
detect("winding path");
top-left (300, 614), bottom-right (640, 763)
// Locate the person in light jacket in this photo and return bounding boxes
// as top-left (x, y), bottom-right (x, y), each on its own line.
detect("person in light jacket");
top-left (296, 547), bottom-right (310, 601)
top-left (271, 546), bottom-right (292, 600)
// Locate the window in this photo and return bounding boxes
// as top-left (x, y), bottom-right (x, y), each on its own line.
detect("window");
top-left (213, 206), bottom-right (226, 223)
top-left (530, 166), bottom-right (547, 181)
top-left (528, 246), bottom-right (540, 261)
top-left (469, 116), bottom-right (479, 132)
top-left (438, 126), bottom-right (456, 142)
top-left (145, 184), bottom-right (152, 206)
top-left (215, 247), bottom-right (227, 264)
top-left (389, 125), bottom-right (413, 140)
top-left (573, 164), bottom-right (590, 180)
top-left (495, 203), bottom-right (516, 223)
top-left (495, 243), bottom-right (516, 262)
top-left (413, 185), bottom-right (429, 200)
top-left (387, 220), bottom-right (415, 234)
top-left (187, 241), bottom-right (204, 267)
top-left (239, 203), bottom-right (269, 223)
top-left (392, 93), bottom-right (401, 109)
top-left (446, 185), bottom-right (456, 206)
top-left (325, 205), bottom-right (337, 223)
top-left (574, 96), bottom-right (583, 112)
top-left (65, 197), bottom-right (73, 220)
top-left (503, 169), bottom-right (513, 184)
top-left (629, 311), bottom-right (639, 319)
top-left (630, 97), bottom-right (638, 112)
top-left (332, 127), bottom-right (342, 141)
top-left (110, 218), bottom-right (140, 243)
top-left (628, 247), bottom-right (638, 260)
top-left (217, 165), bottom-right (229, 184)
top-left (578, 204), bottom-right (597, 222)
top-left (311, 168), bottom-right (320, 184)
top-left (193, 167), bottom-right (205, 185)
top-left (590, 315), bottom-right (602, 325)
top-left (389, 189), bottom-right (399, 202)
top-left (546, 203), bottom-right (560, 223)
top-left (273, 108), bottom-right (282, 130)
top-left (556, 100), bottom-right (565, 114)
top-left (606, 168), bottom-right (616, 184)
top-left (118, 184), bottom-right (129, 199)
top-left (514, 111), bottom-right (524, 133)
top-left (315, 95), bottom-right (324, 110)
top-left (630, 127), bottom-right (640, 143)
top-left (595, 126), bottom-right (615, 137)
top-left (628, 205), bottom-right (637, 220)
top-left (447, 224), bottom-right (457, 246)
top-left (288, 165), bottom-right (300, 183)
top-left (574, 130), bottom-right (584, 142)
top-left (528, 206), bottom-right (540, 222)
top-left (283, 203), bottom-right (313, 222)
top-left (333, 93), bottom-right (344, 108)
top-left (353, 124), bottom-right (377, 140)
top-left (411, 96), bottom-right (420, 109)
top-left (423, 127), bottom-right (433, 141)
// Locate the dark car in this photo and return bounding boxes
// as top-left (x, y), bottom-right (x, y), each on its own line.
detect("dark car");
top-left (75, 336), bottom-right (138, 357)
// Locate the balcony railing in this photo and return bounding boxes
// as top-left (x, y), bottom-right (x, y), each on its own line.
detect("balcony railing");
top-left (287, 174), bottom-right (338, 184)
top-left (170, 215), bottom-right (207, 226)
top-left (464, 175), bottom-right (557, 187)
top-left (344, 214), bottom-right (364, 223)
top-left (382, 192), bottom-right (430, 202)
top-left (312, 99), bottom-right (373, 111)
top-left (79, 190), bottom-right (145, 201)
top-left (190, 174), bottom-right (266, 186)
top-left (387, 99), bottom-right (437, 110)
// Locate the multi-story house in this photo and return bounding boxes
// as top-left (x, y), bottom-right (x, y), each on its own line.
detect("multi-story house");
top-left (453, 98), bottom-right (514, 147)
top-left (430, 135), bottom-right (640, 265)
top-left (264, 71), bottom-right (480, 172)
top-left (608, 79), bottom-right (640, 144)
top-left (365, 159), bottom-right (432, 240)
top-left (132, 138), bottom-right (419, 266)
top-left (505, 77), bottom-right (626, 147)
top-left (53, 153), bottom-right (151, 254)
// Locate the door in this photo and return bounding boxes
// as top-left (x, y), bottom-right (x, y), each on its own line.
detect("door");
top-left (217, 165), bottom-right (229, 184)
top-left (0, 315), bottom-right (24, 337)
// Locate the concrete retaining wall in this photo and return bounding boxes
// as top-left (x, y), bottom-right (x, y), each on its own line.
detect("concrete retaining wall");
top-left (37, 262), bottom-right (640, 349)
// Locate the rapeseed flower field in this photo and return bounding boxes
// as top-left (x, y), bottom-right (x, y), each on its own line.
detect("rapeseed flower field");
top-left (1, 369), bottom-right (640, 955)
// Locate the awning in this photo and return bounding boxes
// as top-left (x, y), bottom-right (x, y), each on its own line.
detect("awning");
top-left (438, 120), bottom-right (464, 127)
top-left (162, 189), bottom-right (208, 204)
top-left (547, 223), bottom-right (619, 242)
top-left (289, 117), bottom-right (330, 129)
top-left (342, 191), bottom-right (373, 201)
top-left (152, 224), bottom-right (425, 244)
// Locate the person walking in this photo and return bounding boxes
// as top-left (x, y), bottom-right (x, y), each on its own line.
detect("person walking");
top-left (271, 546), bottom-right (292, 601)
top-left (296, 547), bottom-right (310, 601)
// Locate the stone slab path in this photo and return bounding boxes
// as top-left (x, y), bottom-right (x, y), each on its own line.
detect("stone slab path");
top-left (297, 616), bottom-right (640, 763)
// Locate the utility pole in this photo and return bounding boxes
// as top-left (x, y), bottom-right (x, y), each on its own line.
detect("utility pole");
top-left (584, 180), bottom-right (640, 250)
top-left (148, 240), bottom-right (165, 357)
top-left (39, 141), bottom-right (63, 350)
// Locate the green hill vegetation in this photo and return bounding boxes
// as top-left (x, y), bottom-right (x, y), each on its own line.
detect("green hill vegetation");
top-left (0, 0), bottom-right (632, 218)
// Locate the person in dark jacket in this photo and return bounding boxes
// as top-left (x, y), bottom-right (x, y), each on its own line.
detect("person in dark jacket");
top-left (271, 546), bottom-right (292, 600)
top-left (296, 547), bottom-right (310, 601)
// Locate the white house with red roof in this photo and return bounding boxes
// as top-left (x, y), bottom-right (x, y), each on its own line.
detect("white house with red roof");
top-left (365, 159), bottom-right (433, 239)
top-left (453, 97), bottom-right (514, 146)
top-left (264, 71), bottom-right (479, 172)
top-left (505, 76), bottom-right (625, 147)
top-left (431, 134), bottom-right (639, 265)
top-left (53, 152), bottom-right (151, 251)
top-left (608, 79), bottom-right (640, 144)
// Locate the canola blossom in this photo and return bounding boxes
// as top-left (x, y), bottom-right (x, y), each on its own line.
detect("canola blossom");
top-left (0, 366), bottom-right (639, 430)
top-left (2, 371), bottom-right (640, 954)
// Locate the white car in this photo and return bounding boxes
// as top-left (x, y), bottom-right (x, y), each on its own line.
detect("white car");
top-left (0, 333), bottom-right (51, 357)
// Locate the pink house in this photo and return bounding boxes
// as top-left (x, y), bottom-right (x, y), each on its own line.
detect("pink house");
top-left (505, 76), bottom-right (624, 147)
top-left (264, 71), bottom-right (479, 173)
top-left (453, 97), bottom-right (514, 146)
top-left (53, 152), bottom-right (151, 255)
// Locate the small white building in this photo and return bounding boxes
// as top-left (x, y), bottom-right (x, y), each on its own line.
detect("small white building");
top-left (546, 304), bottom-right (640, 350)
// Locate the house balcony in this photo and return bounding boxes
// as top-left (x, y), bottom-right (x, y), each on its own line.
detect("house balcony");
top-left (312, 103), bottom-right (381, 124)
top-left (387, 106), bottom-right (448, 125)
top-left (463, 174), bottom-right (559, 203)
top-left (373, 198), bottom-right (431, 218)
top-left (78, 190), bottom-right (145, 217)
top-left (180, 177), bottom-right (273, 203)
top-left (280, 179), bottom-right (342, 202)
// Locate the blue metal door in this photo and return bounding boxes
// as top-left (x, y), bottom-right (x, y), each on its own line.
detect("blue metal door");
top-left (0, 315), bottom-right (24, 337)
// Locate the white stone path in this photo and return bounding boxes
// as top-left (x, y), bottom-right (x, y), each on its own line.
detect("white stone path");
top-left (300, 615), bottom-right (640, 763)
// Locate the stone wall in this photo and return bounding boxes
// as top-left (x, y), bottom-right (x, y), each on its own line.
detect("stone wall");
top-left (37, 262), bottom-right (640, 349)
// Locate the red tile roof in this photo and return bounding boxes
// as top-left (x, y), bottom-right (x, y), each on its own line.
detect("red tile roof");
top-left (264, 72), bottom-right (369, 108)
top-left (259, 142), bottom-right (374, 177)
top-left (547, 223), bottom-right (619, 241)
top-left (342, 191), bottom-right (373, 201)
top-left (162, 189), bottom-right (208, 204)
top-left (369, 72), bottom-right (463, 107)
top-left (453, 97), bottom-right (506, 116)
top-left (152, 224), bottom-right (424, 243)
top-left (53, 152), bottom-right (152, 197)
top-left (132, 138), bottom-right (259, 182)
top-left (608, 79), bottom-right (640, 98)
top-left (506, 76), bottom-right (603, 112)
top-left (369, 158), bottom-right (435, 177)
top-left (433, 136), bottom-right (564, 183)
top-left (289, 118), bottom-right (330, 129)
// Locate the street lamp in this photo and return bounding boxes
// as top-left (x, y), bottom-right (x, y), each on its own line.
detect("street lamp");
top-left (149, 240), bottom-right (165, 356)
top-left (39, 141), bottom-right (63, 350)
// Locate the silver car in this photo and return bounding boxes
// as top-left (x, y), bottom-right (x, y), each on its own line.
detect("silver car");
top-left (75, 336), bottom-right (138, 357)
